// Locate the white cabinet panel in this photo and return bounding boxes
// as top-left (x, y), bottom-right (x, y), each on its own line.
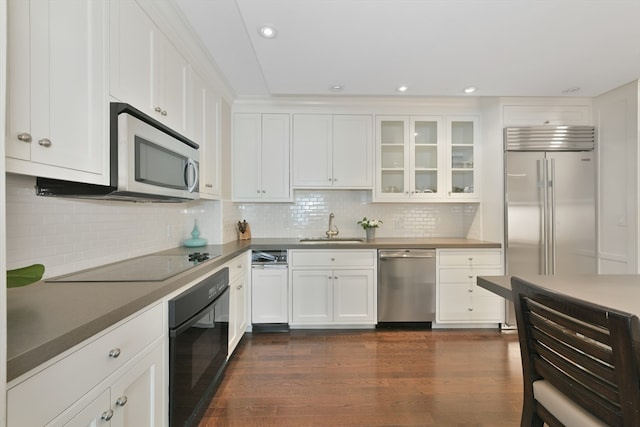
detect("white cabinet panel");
top-left (191, 70), bottom-right (221, 198)
top-left (110, 0), bottom-right (189, 135)
top-left (9, 304), bottom-right (164, 427)
top-left (233, 113), bottom-right (291, 201)
top-left (252, 268), bottom-right (288, 324)
top-left (290, 250), bottom-right (376, 326)
top-left (7, 0), bottom-right (109, 184)
top-left (334, 270), bottom-right (375, 323)
top-left (291, 270), bottom-right (333, 324)
top-left (437, 249), bottom-right (504, 324)
top-left (503, 104), bottom-right (592, 126)
top-left (293, 114), bottom-right (373, 189)
top-left (226, 251), bottom-right (250, 355)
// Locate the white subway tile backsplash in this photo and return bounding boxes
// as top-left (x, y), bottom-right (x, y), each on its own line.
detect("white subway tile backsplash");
top-left (228, 190), bottom-right (480, 240)
top-left (7, 174), bottom-right (481, 277)
top-left (6, 174), bottom-right (219, 277)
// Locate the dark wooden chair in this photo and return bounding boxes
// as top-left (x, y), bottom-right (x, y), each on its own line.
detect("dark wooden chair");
top-left (511, 276), bottom-right (640, 427)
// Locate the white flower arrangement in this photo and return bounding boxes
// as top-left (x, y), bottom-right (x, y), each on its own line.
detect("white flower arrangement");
top-left (357, 217), bottom-right (383, 229)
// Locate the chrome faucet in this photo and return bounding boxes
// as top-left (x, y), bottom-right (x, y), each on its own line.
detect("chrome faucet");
top-left (326, 212), bottom-right (339, 239)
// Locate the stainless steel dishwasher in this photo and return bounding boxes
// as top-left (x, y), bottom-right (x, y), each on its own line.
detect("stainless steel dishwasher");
top-left (378, 249), bottom-right (436, 325)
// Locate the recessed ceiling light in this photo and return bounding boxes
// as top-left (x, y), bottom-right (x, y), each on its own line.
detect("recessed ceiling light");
top-left (330, 85), bottom-right (344, 92)
top-left (396, 85), bottom-right (408, 93)
top-left (258, 25), bottom-right (277, 39)
top-left (464, 86), bottom-right (477, 94)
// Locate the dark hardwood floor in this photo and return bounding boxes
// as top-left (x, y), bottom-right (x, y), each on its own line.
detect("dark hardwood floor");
top-left (199, 329), bottom-right (523, 427)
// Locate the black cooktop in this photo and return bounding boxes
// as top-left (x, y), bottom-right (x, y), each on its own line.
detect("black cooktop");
top-left (46, 252), bottom-right (220, 282)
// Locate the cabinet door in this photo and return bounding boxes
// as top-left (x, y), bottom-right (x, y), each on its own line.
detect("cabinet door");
top-left (232, 114), bottom-right (262, 200)
top-left (446, 117), bottom-right (480, 200)
top-left (6, 0), bottom-right (30, 161)
top-left (261, 114), bottom-right (291, 200)
top-left (252, 268), bottom-right (288, 324)
top-left (110, 342), bottom-right (163, 427)
top-left (228, 275), bottom-right (240, 353)
top-left (376, 116), bottom-right (410, 199)
top-left (333, 270), bottom-right (375, 323)
top-left (291, 270), bottom-right (333, 324)
top-left (7, 0), bottom-right (108, 182)
top-left (438, 281), bottom-right (473, 322)
top-left (503, 104), bottom-right (591, 126)
top-left (410, 116), bottom-right (444, 199)
top-left (191, 71), bottom-right (221, 198)
top-left (50, 389), bottom-right (111, 427)
top-left (292, 115), bottom-right (332, 187)
top-left (333, 115), bottom-right (373, 188)
top-left (109, 0), bottom-right (155, 116)
top-left (156, 33), bottom-right (189, 135)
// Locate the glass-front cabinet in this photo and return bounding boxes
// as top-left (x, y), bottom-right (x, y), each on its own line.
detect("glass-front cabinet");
top-left (376, 115), bottom-right (479, 202)
top-left (376, 116), bottom-right (444, 200)
top-left (446, 117), bottom-right (479, 200)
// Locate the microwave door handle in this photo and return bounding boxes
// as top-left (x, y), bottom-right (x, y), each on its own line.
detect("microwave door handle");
top-left (185, 158), bottom-right (199, 193)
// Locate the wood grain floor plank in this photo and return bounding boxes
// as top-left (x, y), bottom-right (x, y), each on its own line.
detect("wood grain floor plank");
top-left (199, 329), bottom-right (522, 426)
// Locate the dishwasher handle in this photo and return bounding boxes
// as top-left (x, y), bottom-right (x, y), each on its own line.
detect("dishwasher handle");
top-left (379, 249), bottom-right (436, 259)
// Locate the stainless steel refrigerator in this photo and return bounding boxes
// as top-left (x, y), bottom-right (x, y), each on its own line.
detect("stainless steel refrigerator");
top-left (503, 125), bottom-right (596, 326)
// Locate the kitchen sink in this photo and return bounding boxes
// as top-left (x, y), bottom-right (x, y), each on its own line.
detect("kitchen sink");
top-left (299, 237), bottom-right (364, 243)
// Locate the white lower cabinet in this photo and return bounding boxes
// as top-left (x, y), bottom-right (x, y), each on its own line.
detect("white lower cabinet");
top-left (47, 341), bottom-right (163, 427)
top-left (251, 267), bottom-right (288, 324)
top-left (436, 249), bottom-right (504, 324)
top-left (7, 303), bottom-right (165, 427)
top-left (227, 251), bottom-right (251, 355)
top-left (290, 250), bottom-right (376, 326)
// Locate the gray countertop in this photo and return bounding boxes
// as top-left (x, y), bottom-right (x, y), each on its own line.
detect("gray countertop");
top-left (7, 237), bottom-right (498, 382)
top-left (477, 274), bottom-right (640, 317)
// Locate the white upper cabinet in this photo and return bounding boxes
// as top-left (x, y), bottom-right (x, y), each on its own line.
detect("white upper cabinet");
top-left (190, 70), bottom-right (221, 199)
top-left (110, 0), bottom-right (189, 136)
top-left (376, 116), bottom-right (444, 201)
top-left (445, 117), bottom-right (480, 201)
top-left (503, 104), bottom-right (592, 126)
top-left (232, 113), bottom-right (291, 202)
top-left (292, 114), bottom-right (373, 189)
top-left (375, 115), bottom-right (480, 202)
top-left (6, 0), bottom-right (110, 185)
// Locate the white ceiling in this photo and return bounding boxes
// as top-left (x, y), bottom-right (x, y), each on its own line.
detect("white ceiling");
top-left (175, 0), bottom-right (640, 99)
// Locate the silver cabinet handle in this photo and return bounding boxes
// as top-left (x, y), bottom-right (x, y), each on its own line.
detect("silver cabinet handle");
top-left (155, 107), bottom-right (162, 112)
top-left (38, 138), bottom-right (52, 147)
top-left (237, 284), bottom-right (242, 290)
top-left (161, 110), bottom-right (167, 116)
top-left (334, 276), bottom-right (338, 280)
top-left (205, 183), bottom-right (213, 188)
top-left (262, 190), bottom-right (266, 193)
top-left (237, 264), bottom-right (242, 269)
top-left (116, 396), bottom-right (128, 407)
top-left (108, 348), bottom-right (121, 358)
top-left (468, 289), bottom-right (473, 292)
top-left (468, 307), bottom-right (474, 311)
top-left (17, 133), bottom-right (32, 142)
top-left (101, 410), bottom-right (114, 421)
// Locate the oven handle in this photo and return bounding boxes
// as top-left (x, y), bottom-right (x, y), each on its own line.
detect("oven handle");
top-left (169, 286), bottom-right (229, 336)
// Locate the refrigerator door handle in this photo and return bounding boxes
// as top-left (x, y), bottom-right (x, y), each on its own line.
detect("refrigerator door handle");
top-left (539, 159), bottom-right (548, 274)
top-left (549, 158), bottom-right (556, 274)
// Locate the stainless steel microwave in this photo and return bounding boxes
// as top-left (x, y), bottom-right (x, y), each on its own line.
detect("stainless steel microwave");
top-left (36, 103), bottom-right (200, 202)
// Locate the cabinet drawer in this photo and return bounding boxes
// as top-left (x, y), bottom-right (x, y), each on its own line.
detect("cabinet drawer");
top-left (439, 267), bottom-right (502, 283)
top-left (226, 251), bottom-right (250, 281)
top-left (438, 250), bottom-right (501, 267)
top-left (8, 303), bottom-right (163, 427)
top-left (290, 250), bottom-right (375, 268)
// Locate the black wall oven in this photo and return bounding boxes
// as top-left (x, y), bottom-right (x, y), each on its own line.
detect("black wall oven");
top-left (169, 267), bottom-right (229, 427)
